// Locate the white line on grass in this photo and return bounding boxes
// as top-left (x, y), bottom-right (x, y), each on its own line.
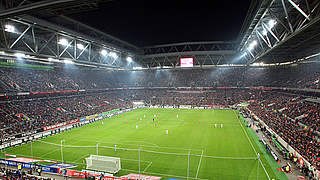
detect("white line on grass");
top-left (14, 153), bottom-right (59, 163)
top-left (143, 161), bottom-right (152, 173)
top-left (195, 149), bottom-right (204, 179)
top-left (74, 153), bottom-right (89, 163)
top-left (76, 139), bottom-right (203, 152)
top-left (38, 148), bottom-right (60, 159)
top-left (234, 110), bottom-right (271, 180)
top-left (121, 158), bottom-right (151, 163)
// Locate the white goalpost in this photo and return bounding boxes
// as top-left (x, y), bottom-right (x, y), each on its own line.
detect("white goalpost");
top-left (85, 155), bottom-right (121, 173)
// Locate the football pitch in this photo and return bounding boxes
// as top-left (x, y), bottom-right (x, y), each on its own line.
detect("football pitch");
top-left (1, 108), bottom-right (286, 179)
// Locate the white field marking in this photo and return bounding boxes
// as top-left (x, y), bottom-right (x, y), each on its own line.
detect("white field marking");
top-left (143, 161), bottom-right (152, 173)
top-left (234, 111), bottom-right (257, 155)
top-left (37, 140), bottom-right (255, 159)
top-left (208, 122), bottom-right (240, 125)
top-left (36, 139), bottom-right (254, 159)
top-left (198, 155), bottom-right (256, 159)
top-left (37, 148), bottom-right (60, 158)
top-left (75, 139), bottom-right (203, 152)
top-left (118, 140), bottom-right (159, 147)
top-left (120, 158), bottom-right (151, 163)
top-left (121, 168), bottom-right (209, 180)
top-left (74, 153), bottom-right (90, 162)
top-left (234, 110), bottom-right (271, 180)
top-left (14, 153), bottom-right (59, 163)
top-left (195, 149), bottom-right (204, 179)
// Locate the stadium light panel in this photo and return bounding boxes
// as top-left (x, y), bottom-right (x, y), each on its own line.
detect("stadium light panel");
top-left (248, 40), bottom-right (257, 51)
top-left (100, 49), bottom-right (107, 56)
top-left (77, 44), bottom-right (84, 50)
top-left (63, 60), bottom-right (74, 64)
top-left (4, 25), bottom-right (15, 33)
top-left (268, 19), bottom-right (277, 28)
top-left (262, 29), bottom-right (267, 36)
top-left (126, 57), bottom-right (133, 62)
top-left (58, 39), bottom-right (69, 46)
top-left (109, 52), bottom-right (118, 59)
top-left (133, 66), bottom-right (143, 70)
top-left (14, 53), bottom-right (25, 57)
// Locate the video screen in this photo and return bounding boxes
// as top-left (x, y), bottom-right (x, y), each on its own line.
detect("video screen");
top-left (180, 57), bottom-right (193, 67)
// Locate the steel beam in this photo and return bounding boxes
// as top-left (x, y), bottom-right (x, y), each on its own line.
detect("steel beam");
top-left (287, 0), bottom-right (311, 20)
top-left (0, 0), bottom-right (80, 19)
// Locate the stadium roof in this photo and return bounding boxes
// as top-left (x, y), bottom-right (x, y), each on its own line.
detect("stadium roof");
top-left (238, 0), bottom-right (320, 64)
top-left (0, 0), bottom-right (319, 69)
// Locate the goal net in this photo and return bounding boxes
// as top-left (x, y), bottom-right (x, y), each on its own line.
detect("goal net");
top-left (85, 155), bottom-right (121, 173)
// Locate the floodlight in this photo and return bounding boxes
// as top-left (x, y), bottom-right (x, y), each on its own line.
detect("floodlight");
top-left (268, 19), bottom-right (277, 28)
top-left (58, 39), bottom-right (69, 46)
top-left (14, 53), bottom-right (25, 57)
top-left (63, 60), bottom-right (74, 64)
top-left (126, 57), bottom-right (133, 62)
top-left (251, 40), bottom-right (258, 46)
top-left (77, 44), bottom-right (84, 50)
top-left (100, 49), bottom-right (107, 56)
top-left (262, 29), bottom-right (268, 36)
top-left (4, 25), bottom-right (15, 33)
top-left (109, 52), bottom-right (118, 59)
top-left (248, 40), bottom-right (257, 51)
top-left (133, 66), bottom-right (143, 70)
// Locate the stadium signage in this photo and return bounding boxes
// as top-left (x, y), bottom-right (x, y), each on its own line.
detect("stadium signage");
top-left (121, 173), bottom-right (161, 180)
top-left (43, 119), bottom-right (79, 131)
top-left (179, 105), bottom-right (192, 109)
top-left (0, 158), bottom-right (58, 173)
top-left (30, 89), bottom-right (80, 95)
top-left (163, 105), bottom-right (174, 109)
top-left (61, 169), bottom-right (123, 179)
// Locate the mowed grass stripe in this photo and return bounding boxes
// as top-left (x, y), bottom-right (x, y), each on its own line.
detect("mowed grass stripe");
top-left (2, 109), bottom-right (278, 179)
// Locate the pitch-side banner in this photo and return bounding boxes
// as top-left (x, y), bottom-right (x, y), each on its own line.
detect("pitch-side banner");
top-left (0, 159), bottom-right (58, 173)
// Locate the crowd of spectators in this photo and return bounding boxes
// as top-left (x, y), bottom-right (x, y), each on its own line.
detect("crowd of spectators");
top-left (283, 101), bottom-right (320, 132)
top-left (0, 62), bottom-right (319, 93)
top-left (0, 92), bottom-right (131, 143)
top-left (247, 92), bottom-right (320, 171)
top-left (0, 62), bottom-right (319, 173)
top-left (0, 167), bottom-right (53, 180)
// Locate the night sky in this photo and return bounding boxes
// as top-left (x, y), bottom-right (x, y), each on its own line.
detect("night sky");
top-left (69, 0), bottom-right (251, 47)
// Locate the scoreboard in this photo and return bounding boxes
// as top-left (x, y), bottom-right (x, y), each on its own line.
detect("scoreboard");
top-left (180, 57), bottom-right (193, 67)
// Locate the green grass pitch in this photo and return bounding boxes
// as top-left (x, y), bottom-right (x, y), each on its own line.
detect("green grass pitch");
top-left (1, 109), bottom-right (286, 179)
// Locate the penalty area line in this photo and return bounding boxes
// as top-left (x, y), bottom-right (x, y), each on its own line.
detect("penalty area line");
top-left (143, 161), bottom-right (152, 173)
top-left (195, 149), bottom-right (204, 179)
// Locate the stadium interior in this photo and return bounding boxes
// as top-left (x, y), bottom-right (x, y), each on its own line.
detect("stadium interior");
top-left (0, 0), bottom-right (319, 180)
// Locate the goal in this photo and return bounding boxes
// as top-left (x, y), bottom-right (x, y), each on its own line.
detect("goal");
top-left (85, 155), bottom-right (121, 173)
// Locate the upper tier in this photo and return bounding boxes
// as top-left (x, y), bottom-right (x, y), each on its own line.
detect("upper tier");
top-left (0, 62), bottom-right (319, 93)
